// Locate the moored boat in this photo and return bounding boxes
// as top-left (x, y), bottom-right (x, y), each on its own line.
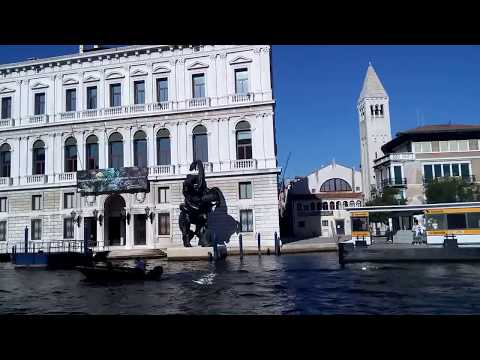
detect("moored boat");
top-left (76, 264), bottom-right (163, 281)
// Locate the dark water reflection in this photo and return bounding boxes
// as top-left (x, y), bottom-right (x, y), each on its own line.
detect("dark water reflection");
top-left (2, 252), bottom-right (480, 314)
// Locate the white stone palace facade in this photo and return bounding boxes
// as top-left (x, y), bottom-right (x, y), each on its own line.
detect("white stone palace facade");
top-left (0, 45), bottom-right (279, 251)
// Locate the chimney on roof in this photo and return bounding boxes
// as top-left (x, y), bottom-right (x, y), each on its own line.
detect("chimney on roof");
top-left (79, 45), bottom-right (100, 54)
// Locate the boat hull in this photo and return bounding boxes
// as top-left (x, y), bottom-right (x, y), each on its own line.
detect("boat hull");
top-left (76, 265), bottom-right (163, 281)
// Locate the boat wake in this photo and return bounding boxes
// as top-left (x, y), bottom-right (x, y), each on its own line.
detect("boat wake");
top-left (193, 273), bottom-right (216, 285)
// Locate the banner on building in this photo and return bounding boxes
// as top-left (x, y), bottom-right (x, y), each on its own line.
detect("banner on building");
top-left (77, 167), bottom-right (149, 196)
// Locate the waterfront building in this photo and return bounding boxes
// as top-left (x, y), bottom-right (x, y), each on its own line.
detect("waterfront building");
top-left (357, 63), bottom-right (392, 201)
top-left (374, 124), bottom-right (480, 205)
top-left (281, 160), bottom-right (363, 239)
top-left (0, 45), bottom-right (279, 250)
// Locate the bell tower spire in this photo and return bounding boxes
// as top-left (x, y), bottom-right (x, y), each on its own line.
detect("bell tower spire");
top-left (357, 63), bottom-right (392, 200)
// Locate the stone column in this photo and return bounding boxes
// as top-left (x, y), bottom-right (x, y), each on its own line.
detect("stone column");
top-left (169, 59), bottom-right (177, 108)
top-left (208, 54), bottom-right (217, 106)
top-left (177, 58), bottom-right (185, 109)
top-left (47, 133), bottom-right (55, 183)
top-left (124, 127), bottom-right (132, 167)
top-left (146, 63), bottom-right (153, 105)
top-left (219, 53), bottom-right (228, 106)
top-left (263, 112), bottom-right (276, 169)
top-left (253, 47), bottom-right (263, 99)
top-left (171, 122), bottom-right (179, 171)
top-left (148, 124), bottom-right (156, 167)
top-left (260, 47), bottom-right (272, 100)
top-left (77, 132), bottom-right (85, 171)
top-left (99, 129), bottom-right (107, 169)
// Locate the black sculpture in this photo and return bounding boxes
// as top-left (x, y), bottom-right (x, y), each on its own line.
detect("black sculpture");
top-left (179, 160), bottom-right (222, 247)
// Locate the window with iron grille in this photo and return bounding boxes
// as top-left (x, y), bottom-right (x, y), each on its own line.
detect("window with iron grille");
top-left (156, 78), bottom-right (168, 103)
top-left (65, 89), bottom-right (76, 112)
top-left (158, 187), bottom-right (169, 203)
top-left (34, 93), bottom-right (45, 115)
top-left (235, 68), bottom-right (248, 95)
top-left (192, 74), bottom-right (205, 98)
top-left (1, 97), bottom-right (11, 119)
top-left (0, 197), bottom-right (7, 212)
top-left (240, 209), bottom-right (253, 232)
top-left (110, 83), bottom-right (121, 107)
top-left (64, 193), bottom-right (74, 209)
top-left (86, 86), bottom-right (97, 110)
top-left (0, 221), bottom-right (6, 241)
top-left (64, 218), bottom-right (74, 239)
top-left (134, 80), bottom-right (145, 105)
top-left (239, 182), bottom-right (252, 199)
top-left (32, 219), bottom-right (42, 240)
top-left (32, 195), bottom-right (42, 210)
top-left (158, 213), bottom-right (170, 235)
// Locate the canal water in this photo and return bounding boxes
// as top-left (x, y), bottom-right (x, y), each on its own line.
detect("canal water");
top-left (2, 252), bottom-right (480, 314)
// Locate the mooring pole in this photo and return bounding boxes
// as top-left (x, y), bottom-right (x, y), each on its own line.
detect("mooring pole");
top-left (257, 232), bottom-right (261, 257)
top-left (24, 226), bottom-right (28, 254)
top-left (338, 242), bottom-right (345, 267)
top-left (213, 232), bottom-right (218, 261)
top-left (239, 234), bottom-right (244, 260)
top-left (274, 232), bottom-right (281, 256)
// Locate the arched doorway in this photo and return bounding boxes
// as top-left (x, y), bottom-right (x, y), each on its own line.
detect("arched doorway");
top-left (104, 195), bottom-right (126, 246)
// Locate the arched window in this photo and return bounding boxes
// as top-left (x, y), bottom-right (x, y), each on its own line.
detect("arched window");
top-left (0, 143), bottom-right (11, 178)
top-left (32, 140), bottom-right (45, 175)
top-left (156, 129), bottom-right (171, 166)
top-left (356, 200), bottom-right (362, 207)
top-left (86, 135), bottom-right (99, 171)
top-left (310, 202), bottom-right (315, 211)
top-left (64, 137), bottom-right (77, 172)
top-left (133, 130), bottom-right (147, 168)
top-left (316, 202), bottom-right (321, 211)
top-left (349, 200), bottom-right (355, 207)
top-left (336, 201), bottom-right (341, 210)
top-left (320, 178), bottom-right (352, 192)
top-left (236, 121), bottom-right (252, 160)
top-left (343, 201), bottom-right (348, 208)
top-left (329, 201), bottom-right (335, 210)
top-left (108, 132), bottom-right (123, 169)
top-left (322, 202), bottom-right (328, 210)
top-left (193, 125), bottom-right (208, 162)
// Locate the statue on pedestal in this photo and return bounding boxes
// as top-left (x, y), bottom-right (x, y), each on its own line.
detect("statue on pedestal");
top-left (179, 160), bottom-right (222, 247)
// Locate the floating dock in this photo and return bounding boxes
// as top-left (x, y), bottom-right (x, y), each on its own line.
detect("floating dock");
top-left (166, 245), bottom-right (227, 261)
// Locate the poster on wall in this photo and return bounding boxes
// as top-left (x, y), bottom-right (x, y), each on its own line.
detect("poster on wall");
top-left (77, 167), bottom-right (149, 196)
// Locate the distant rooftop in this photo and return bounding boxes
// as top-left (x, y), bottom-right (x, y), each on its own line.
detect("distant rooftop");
top-left (398, 124), bottom-right (480, 135)
top-left (382, 123), bottom-right (480, 153)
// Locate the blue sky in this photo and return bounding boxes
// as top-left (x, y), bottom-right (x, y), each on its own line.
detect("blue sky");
top-left (1, 45), bottom-right (479, 179)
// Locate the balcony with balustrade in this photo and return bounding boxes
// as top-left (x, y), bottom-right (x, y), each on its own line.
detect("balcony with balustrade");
top-left (0, 93), bottom-right (271, 131)
top-left (56, 172), bottom-right (76, 183)
top-left (148, 165), bottom-right (175, 178)
top-left (23, 175), bottom-right (48, 185)
top-left (231, 159), bottom-right (257, 170)
top-left (187, 98), bottom-right (210, 109)
top-left (0, 118), bottom-right (14, 128)
top-left (29, 114), bottom-right (48, 125)
top-left (0, 177), bottom-right (12, 187)
top-left (231, 93), bottom-right (254, 104)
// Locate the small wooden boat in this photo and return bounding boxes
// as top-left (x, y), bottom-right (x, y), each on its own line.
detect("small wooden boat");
top-left (76, 264), bottom-right (163, 281)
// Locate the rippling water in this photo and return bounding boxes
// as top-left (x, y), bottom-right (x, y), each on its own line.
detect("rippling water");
top-left (2, 252), bottom-right (480, 314)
